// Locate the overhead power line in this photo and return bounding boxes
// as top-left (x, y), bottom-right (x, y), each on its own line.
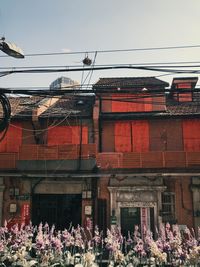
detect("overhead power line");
top-left (2, 61), bottom-right (200, 70)
top-left (1, 64), bottom-right (200, 77)
top-left (1, 44), bottom-right (200, 58)
top-left (0, 86), bottom-right (200, 97)
top-left (0, 94), bottom-right (11, 141)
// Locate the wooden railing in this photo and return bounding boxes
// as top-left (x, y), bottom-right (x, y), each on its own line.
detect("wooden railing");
top-left (19, 144), bottom-right (97, 160)
top-left (0, 144), bottom-right (97, 169)
top-left (96, 151), bottom-right (200, 169)
top-left (0, 153), bottom-right (18, 169)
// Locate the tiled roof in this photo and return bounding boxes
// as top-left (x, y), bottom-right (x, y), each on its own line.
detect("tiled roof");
top-left (2, 96), bottom-right (43, 118)
top-left (166, 101), bottom-right (200, 116)
top-left (1, 90), bottom-right (200, 120)
top-left (0, 95), bottom-right (94, 119)
top-left (93, 77), bottom-right (169, 90)
top-left (39, 95), bottom-right (94, 118)
top-left (165, 91), bottom-right (200, 116)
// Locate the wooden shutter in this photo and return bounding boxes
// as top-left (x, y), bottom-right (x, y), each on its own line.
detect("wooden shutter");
top-left (177, 83), bottom-right (192, 102)
top-left (112, 94), bottom-right (153, 112)
top-left (183, 120), bottom-right (200, 151)
top-left (115, 122), bottom-right (131, 152)
top-left (48, 126), bottom-right (88, 145)
top-left (132, 121), bottom-right (149, 152)
top-left (0, 123), bottom-right (22, 152)
top-left (71, 126), bottom-right (88, 144)
top-left (149, 120), bottom-right (183, 151)
top-left (48, 126), bottom-right (72, 145)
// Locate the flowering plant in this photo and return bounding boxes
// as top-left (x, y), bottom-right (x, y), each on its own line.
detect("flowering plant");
top-left (0, 222), bottom-right (199, 266)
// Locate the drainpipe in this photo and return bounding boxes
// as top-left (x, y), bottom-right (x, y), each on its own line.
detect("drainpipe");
top-left (98, 96), bottom-right (102, 152)
top-left (91, 176), bottom-right (98, 233)
top-left (92, 95), bottom-right (100, 151)
top-left (78, 118), bottom-right (83, 171)
top-left (92, 95), bottom-right (101, 230)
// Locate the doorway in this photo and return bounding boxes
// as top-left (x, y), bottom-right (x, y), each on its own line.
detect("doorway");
top-left (120, 207), bottom-right (140, 236)
top-left (32, 194), bottom-right (82, 229)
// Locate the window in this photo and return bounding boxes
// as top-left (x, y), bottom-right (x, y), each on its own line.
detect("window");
top-left (183, 120), bottom-right (200, 151)
top-left (0, 123), bottom-right (22, 152)
top-left (171, 77), bottom-right (198, 103)
top-left (111, 94), bottom-right (152, 112)
top-left (114, 121), bottom-right (149, 152)
top-left (161, 192), bottom-right (176, 223)
top-left (48, 126), bottom-right (88, 145)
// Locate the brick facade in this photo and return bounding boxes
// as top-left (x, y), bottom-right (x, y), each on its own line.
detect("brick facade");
top-left (0, 76), bottom-right (200, 233)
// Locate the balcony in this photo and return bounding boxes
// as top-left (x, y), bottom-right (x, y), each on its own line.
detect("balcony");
top-left (18, 144), bottom-right (96, 160)
top-left (96, 151), bottom-right (200, 170)
top-left (0, 144), bottom-right (96, 171)
top-left (0, 153), bottom-right (18, 169)
top-left (0, 147), bottom-right (200, 171)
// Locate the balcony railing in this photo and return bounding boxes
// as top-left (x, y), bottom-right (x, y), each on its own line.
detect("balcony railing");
top-left (0, 144), bottom-right (97, 169)
top-left (96, 151), bottom-right (200, 169)
top-left (0, 146), bottom-right (200, 170)
top-left (0, 153), bottom-right (18, 169)
top-left (18, 144), bottom-right (96, 160)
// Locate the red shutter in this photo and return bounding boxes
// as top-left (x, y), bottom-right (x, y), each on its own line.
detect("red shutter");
top-left (177, 83), bottom-right (191, 88)
top-left (112, 94), bottom-right (138, 112)
top-left (144, 95), bottom-right (152, 111)
top-left (71, 126), bottom-right (88, 144)
top-left (179, 93), bottom-right (192, 102)
top-left (82, 126), bottom-right (88, 144)
top-left (115, 122), bottom-right (131, 152)
top-left (0, 123), bottom-right (22, 152)
top-left (112, 94), bottom-right (152, 112)
top-left (177, 83), bottom-right (192, 102)
top-left (0, 133), bottom-right (7, 152)
top-left (183, 120), bottom-right (200, 151)
top-left (48, 126), bottom-right (72, 145)
top-left (48, 126), bottom-right (88, 145)
top-left (132, 121), bottom-right (149, 152)
top-left (112, 94), bottom-right (129, 112)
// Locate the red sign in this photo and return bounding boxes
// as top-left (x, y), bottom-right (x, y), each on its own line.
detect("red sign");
top-left (21, 203), bottom-right (30, 225)
top-left (140, 207), bottom-right (148, 236)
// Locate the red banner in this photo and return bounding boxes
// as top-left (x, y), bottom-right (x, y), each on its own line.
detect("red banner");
top-left (21, 203), bottom-right (30, 225)
top-left (140, 207), bottom-right (148, 237)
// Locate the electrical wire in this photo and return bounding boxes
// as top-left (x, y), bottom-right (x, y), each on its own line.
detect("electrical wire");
top-left (3, 81), bottom-right (200, 92)
top-left (2, 61), bottom-right (200, 71)
top-left (0, 93), bottom-right (11, 131)
top-left (1, 44), bottom-right (200, 58)
top-left (1, 64), bottom-right (200, 77)
top-left (2, 87), bottom-right (200, 97)
top-left (0, 94), bottom-right (11, 142)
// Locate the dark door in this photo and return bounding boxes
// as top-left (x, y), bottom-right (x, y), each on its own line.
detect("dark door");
top-left (32, 194), bottom-right (82, 229)
top-left (120, 207), bottom-right (140, 236)
top-left (97, 199), bottom-right (107, 235)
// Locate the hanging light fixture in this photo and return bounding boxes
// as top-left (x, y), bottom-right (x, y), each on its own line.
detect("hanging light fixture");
top-left (82, 53), bottom-right (92, 65)
top-left (0, 37), bottom-right (24, 58)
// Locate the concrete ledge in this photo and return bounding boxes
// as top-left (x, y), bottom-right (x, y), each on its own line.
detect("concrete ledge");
top-left (17, 159), bottom-right (96, 171)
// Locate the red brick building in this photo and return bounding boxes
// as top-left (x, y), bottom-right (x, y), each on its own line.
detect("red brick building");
top-left (0, 76), bottom-right (200, 234)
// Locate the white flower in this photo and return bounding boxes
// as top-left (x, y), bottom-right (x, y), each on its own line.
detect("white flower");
top-left (84, 251), bottom-right (95, 263)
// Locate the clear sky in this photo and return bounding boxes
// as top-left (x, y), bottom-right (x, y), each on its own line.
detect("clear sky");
top-left (1, 0), bottom-right (200, 90)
